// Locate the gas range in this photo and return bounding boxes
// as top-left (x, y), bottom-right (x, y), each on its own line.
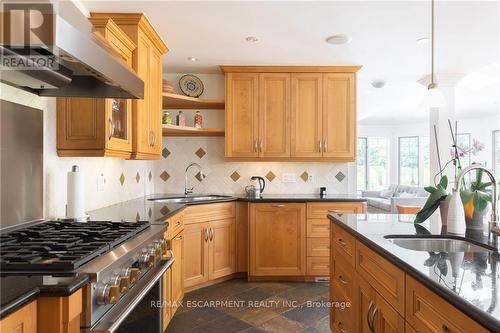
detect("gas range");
top-left (0, 220), bottom-right (171, 331)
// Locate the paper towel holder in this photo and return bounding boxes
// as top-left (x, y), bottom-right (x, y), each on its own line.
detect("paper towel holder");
top-left (58, 164), bottom-right (90, 223)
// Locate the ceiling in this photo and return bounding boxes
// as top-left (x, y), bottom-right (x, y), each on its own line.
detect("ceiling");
top-left (82, 1), bottom-right (500, 124)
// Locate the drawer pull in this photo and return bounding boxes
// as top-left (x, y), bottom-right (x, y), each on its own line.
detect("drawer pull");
top-left (175, 235), bottom-right (183, 240)
top-left (176, 221), bottom-right (182, 226)
top-left (337, 238), bottom-right (347, 246)
top-left (442, 324), bottom-right (450, 332)
top-left (328, 210), bottom-right (341, 213)
top-left (271, 204), bottom-right (285, 208)
top-left (338, 275), bottom-right (348, 285)
top-left (338, 321), bottom-right (346, 333)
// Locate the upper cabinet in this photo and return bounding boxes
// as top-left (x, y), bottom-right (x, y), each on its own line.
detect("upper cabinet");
top-left (57, 13), bottom-right (168, 159)
top-left (221, 66), bottom-right (360, 162)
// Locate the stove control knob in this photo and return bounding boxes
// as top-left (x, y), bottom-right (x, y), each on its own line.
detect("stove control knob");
top-left (96, 283), bottom-right (119, 305)
top-left (146, 247), bottom-right (157, 267)
top-left (154, 239), bottom-right (167, 257)
top-left (138, 250), bottom-right (151, 269)
top-left (130, 268), bottom-right (141, 285)
top-left (119, 268), bottom-right (131, 294)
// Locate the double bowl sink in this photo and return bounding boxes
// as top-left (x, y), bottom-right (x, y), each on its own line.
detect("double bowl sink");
top-left (385, 235), bottom-right (496, 253)
top-left (148, 194), bottom-right (234, 204)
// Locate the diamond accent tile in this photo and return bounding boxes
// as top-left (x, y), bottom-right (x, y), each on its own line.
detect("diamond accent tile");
top-left (160, 171), bottom-right (170, 182)
top-left (136, 212), bottom-right (140, 221)
top-left (195, 148), bottom-right (206, 159)
top-left (160, 206), bottom-right (171, 216)
top-left (148, 171), bottom-right (152, 182)
top-left (195, 171), bottom-right (205, 182)
top-left (148, 208), bottom-right (152, 218)
top-left (230, 171), bottom-right (241, 182)
top-left (161, 148), bottom-right (171, 159)
top-left (119, 173), bottom-right (125, 186)
top-left (265, 171), bottom-right (276, 182)
top-left (135, 172), bottom-right (141, 184)
top-left (300, 171), bottom-right (309, 182)
top-left (335, 171), bottom-right (346, 182)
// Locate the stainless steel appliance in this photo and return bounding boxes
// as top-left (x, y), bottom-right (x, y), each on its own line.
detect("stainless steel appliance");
top-left (0, 0), bottom-right (143, 98)
top-left (0, 220), bottom-right (172, 332)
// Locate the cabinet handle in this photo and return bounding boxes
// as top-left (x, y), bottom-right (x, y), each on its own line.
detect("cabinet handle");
top-left (337, 238), bottom-right (347, 247)
top-left (152, 131), bottom-right (156, 147)
top-left (328, 210), bottom-right (342, 213)
top-left (254, 140), bottom-right (258, 153)
top-left (175, 235), bottom-right (183, 240)
top-left (323, 140), bottom-right (327, 152)
top-left (209, 227), bottom-right (214, 241)
top-left (369, 306), bottom-right (378, 332)
top-left (259, 139), bottom-right (263, 152)
top-left (271, 204), bottom-right (285, 208)
top-left (176, 221), bottom-right (182, 226)
top-left (338, 321), bottom-right (346, 333)
top-left (442, 325), bottom-right (450, 332)
top-left (109, 118), bottom-right (114, 140)
top-left (204, 229), bottom-right (209, 242)
top-left (338, 275), bottom-right (348, 285)
top-left (367, 301), bottom-right (374, 332)
top-left (318, 140), bottom-right (323, 152)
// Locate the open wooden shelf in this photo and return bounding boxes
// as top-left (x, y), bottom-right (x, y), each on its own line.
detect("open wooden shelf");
top-left (162, 124), bottom-right (225, 137)
top-left (162, 92), bottom-right (225, 110)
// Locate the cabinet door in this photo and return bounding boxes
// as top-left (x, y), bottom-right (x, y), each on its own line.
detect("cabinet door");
top-left (372, 293), bottom-right (405, 333)
top-left (249, 203), bottom-right (306, 276)
top-left (148, 47), bottom-right (163, 156)
top-left (171, 230), bottom-right (184, 314)
top-left (259, 73), bottom-right (290, 158)
top-left (322, 73), bottom-right (356, 160)
top-left (290, 73), bottom-right (323, 158)
top-left (225, 73), bottom-right (259, 158)
top-left (183, 223), bottom-right (209, 288)
top-left (162, 269), bottom-right (172, 332)
top-left (354, 276), bottom-right (377, 333)
top-left (209, 218), bottom-right (236, 279)
top-left (0, 300), bottom-right (37, 333)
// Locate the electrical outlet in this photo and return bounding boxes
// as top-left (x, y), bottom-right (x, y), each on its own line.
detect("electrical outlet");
top-left (97, 173), bottom-right (106, 192)
top-left (308, 174), bottom-right (314, 182)
top-left (282, 173), bottom-right (296, 183)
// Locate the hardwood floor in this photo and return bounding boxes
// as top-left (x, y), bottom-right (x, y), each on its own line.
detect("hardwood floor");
top-left (165, 278), bottom-right (330, 333)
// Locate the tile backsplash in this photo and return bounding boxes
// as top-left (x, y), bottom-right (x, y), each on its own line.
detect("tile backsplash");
top-left (154, 137), bottom-right (351, 195)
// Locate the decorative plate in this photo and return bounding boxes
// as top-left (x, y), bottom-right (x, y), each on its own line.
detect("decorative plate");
top-left (179, 74), bottom-right (204, 97)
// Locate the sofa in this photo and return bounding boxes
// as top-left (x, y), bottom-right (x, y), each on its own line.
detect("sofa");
top-left (361, 185), bottom-right (429, 213)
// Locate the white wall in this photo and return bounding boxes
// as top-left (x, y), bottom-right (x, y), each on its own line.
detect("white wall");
top-left (0, 83), bottom-right (155, 219)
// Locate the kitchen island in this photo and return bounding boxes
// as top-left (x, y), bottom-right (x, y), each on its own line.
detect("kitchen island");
top-left (329, 213), bottom-right (499, 332)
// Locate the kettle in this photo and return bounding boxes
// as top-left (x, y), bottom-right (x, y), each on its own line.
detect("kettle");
top-left (250, 176), bottom-right (266, 197)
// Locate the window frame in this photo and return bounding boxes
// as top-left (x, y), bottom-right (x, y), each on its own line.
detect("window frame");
top-left (357, 137), bottom-right (368, 191)
top-left (398, 136), bottom-right (420, 186)
top-left (494, 130), bottom-right (500, 176)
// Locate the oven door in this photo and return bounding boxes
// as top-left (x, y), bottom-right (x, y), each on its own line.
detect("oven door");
top-left (89, 258), bottom-right (174, 333)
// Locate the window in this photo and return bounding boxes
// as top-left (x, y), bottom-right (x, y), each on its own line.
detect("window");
top-left (399, 137), bottom-right (419, 185)
top-left (357, 137), bottom-right (388, 191)
top-left (421, 137), bottom-right (430, 186)
top-left (494, 130), bottom-right (500, 178)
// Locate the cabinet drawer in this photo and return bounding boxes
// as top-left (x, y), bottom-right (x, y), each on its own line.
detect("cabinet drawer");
top-left (355, 242), bottom-right (405, 315)
top-left (306, 257), bottom-right (329, 276)
top-left (330, 293), bottom-right (355, 333)
top-left (306, 219), bottom-right (330, 237)
top-left (184, 202), bottom-right (235, 224)
top-left (331, 251), bottom-right (354, 301)
top-left (166, 212), bottom-right (184, 238)
top-left (307, 202), bottom-right (365, 219)
top-left (331, 223), bottom-right (355, 267)
top-left (406, 275), bottom-right (488, 333)
top-left (307, 238), bottom-right (329, 257)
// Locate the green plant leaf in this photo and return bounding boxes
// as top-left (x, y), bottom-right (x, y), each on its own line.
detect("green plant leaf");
top-left (472, 191), bottom-right (489, 212)
top-left (414, 194), bottom-right (448, 224)
top-left (476, 182), bottom-right (492, 191)
top-left (424, 186), bottom-right (436, 193)
top-left (439, 176), bottom-right (448, 190)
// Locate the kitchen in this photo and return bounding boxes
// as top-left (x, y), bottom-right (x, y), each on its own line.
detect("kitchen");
top-left (1, 1), bottom-right (499, 333)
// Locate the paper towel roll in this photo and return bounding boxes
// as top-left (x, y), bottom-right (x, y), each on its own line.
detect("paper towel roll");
top-left (67, 165), bottom-right (86, 219)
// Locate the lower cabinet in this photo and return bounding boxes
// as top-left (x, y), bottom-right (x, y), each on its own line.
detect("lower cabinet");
top-left (249, 203), bottom-right (306, 276)
top-left (171, 229), bottom-right (184, 315)
top-left (0, 300), bottom-right (37, 333)
top-left (184, 218), bottom-right (236, 289)
top-left (162, 269), bottom-right (172, 331)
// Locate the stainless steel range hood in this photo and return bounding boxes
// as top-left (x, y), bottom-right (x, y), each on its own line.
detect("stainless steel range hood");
top-left (0, 0), bottom-right (144, 98)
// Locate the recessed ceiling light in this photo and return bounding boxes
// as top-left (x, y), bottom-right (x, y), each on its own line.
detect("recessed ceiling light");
top-left (371, 80), bottom-right (386, 88)
top-left (416, 37), bottom-right (430, 45)
top-left (325, 34), bottom-right (352, 45)
top-left (245, 36), bottom-right (259, 42)
top-left (187, 57), bottom-right (198, 62)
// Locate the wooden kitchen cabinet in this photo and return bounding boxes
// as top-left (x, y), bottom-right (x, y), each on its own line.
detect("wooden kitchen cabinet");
top-left (91, 13), bottom-right (168, 160)
top-left (57, 18), bottom-right (135, 158)
top-left (249, 203), bottom-right (306, 276)
top-left (209, 218), bottom-right (236, 280)
top-left (184, 222), bottom-right (210, 288)
top-left (222, 66), bottom-right (360, 161)
top-left (290, 73), bottom-right (323, 158)
top-left (162, 269), bottom-right (172, 331)
top-left (37, 289), bottom-right (82, 333)
top-left (0, 300), bottom-right (37, 333)
top-left (171, 229), bottom-right (184, 316)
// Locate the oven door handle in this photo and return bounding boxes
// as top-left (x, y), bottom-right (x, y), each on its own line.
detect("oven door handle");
top-left (88, 258), bottom-right (175, 333)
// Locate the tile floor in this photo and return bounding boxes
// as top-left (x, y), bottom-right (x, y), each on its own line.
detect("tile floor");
top-left (166, 279), bottom-right (330, 333)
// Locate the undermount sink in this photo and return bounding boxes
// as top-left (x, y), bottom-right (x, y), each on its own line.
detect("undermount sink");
top-left (384, 236), bottom-right (496, 253)
top-left (148, 195), bottom-right (233, 204)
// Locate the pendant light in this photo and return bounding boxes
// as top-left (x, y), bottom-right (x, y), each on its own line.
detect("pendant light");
top-left (427, 0), bottom-right (446, 107)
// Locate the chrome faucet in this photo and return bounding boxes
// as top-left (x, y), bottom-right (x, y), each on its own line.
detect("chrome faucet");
top-left (455, 164), bottom-right (499, 241)
top-left (184, 163), bottom-right (204, 196)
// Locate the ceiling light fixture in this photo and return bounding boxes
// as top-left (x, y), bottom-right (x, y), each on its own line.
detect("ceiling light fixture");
top-left (325, 34), bottom-right (352, 45)
top-left (245, 36), bottom-right (259, 42)
top-left (371, 80), bottom-right (386, 88)
top-left (427, 0), bottom-right (446, 108)
top-left (416, 37), bottom-right (430, 45)
top-left (187, 57), bottom-right (198, 62)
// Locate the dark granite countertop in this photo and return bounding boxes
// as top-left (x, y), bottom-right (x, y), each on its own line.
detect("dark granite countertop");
top-left (0, 274), bottom-right (88, 319)
top-left (328, 213), bottom-right (500, 332)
